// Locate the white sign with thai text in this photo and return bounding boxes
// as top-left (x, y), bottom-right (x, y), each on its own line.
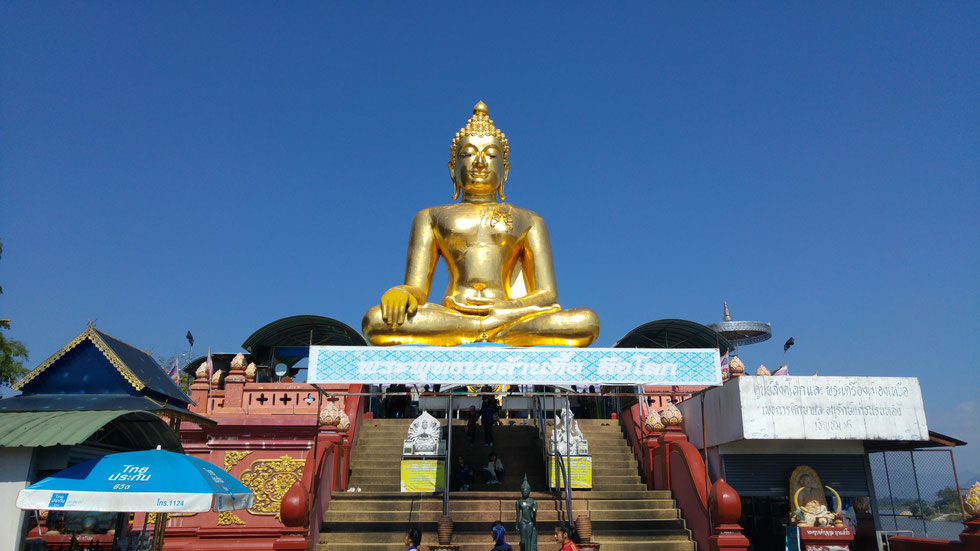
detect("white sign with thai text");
top-left (739, 376), bottom-right (928, 441)
top-left (678, 376), bottom-right (929, 447)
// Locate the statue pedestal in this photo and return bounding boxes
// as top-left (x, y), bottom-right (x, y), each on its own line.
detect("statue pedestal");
top-left (427, 546), bottom-right (460, 551)
top-left (796, 526), bottom-right (854, 551)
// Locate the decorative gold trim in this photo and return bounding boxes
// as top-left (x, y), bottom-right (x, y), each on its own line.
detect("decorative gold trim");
top-left (12, 327), bottom-right (144, 392)
top-left (239, 454), bottom-right (305, 520)
top-left (217, 511), bottom-right (246, 525)
top-left (12, 328), bottom-right (90, 390)
top-left (224, 450), bottom-right (252, 471)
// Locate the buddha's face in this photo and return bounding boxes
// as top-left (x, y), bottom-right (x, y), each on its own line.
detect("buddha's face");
top-left (452, 134), bottom-right (507, 198)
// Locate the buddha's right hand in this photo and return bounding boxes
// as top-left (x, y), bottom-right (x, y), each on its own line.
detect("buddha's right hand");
top-left (380, 286), bottom-right (420, 328)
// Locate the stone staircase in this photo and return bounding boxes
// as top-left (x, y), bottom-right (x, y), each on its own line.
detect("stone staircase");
top-left (318, 417), bottom-right (695, 551)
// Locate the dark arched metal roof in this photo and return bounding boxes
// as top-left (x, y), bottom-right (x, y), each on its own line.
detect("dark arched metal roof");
top-left (613, 318), bottom-right (733, 355)
top-left (241, 315), bottom-right (366, 352)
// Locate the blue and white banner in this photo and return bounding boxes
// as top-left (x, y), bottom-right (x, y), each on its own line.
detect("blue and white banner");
top-left (308, 346), bottom-right (722, 386)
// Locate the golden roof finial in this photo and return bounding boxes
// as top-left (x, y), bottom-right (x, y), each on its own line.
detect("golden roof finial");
top-left (473, 100), bottom-right (488, 115)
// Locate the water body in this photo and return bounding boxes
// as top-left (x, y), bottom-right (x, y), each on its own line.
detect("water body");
top-left (879, 514), bottom-right (965, 541)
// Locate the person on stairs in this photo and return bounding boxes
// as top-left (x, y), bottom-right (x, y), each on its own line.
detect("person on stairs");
top-left (490, 520), bottom-right (512, 551)
top-left (405, 526), bottom-right (422, 551)
top-left (482, 451), bottom-right (505, 485)
top-left (466, 405), bottom-right (479, 444)
top-left (554, 522), bottom-right (580, 551)
top-left (481, 396), bottom-right (497, 446)
top-left (452, 455), bottom-right (474, 491)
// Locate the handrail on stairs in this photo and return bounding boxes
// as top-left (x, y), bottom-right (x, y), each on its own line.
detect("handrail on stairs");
top-left (532, 390), bottom-right (574, 525)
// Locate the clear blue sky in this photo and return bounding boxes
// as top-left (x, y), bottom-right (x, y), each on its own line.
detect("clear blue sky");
top-left (1, 4), bottom-right (977, 474)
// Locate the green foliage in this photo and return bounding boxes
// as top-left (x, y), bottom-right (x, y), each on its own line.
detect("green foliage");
top-left (0, 238), bottom-right (30, 387)
top-left (935, 486), bottom-right (962, 514)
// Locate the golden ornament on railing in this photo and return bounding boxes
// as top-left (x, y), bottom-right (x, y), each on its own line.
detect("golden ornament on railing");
top-left (661, 402), bottom-right (683, 426)
top-left (729, 356), bottom-right (745, 375)
top-left (756, 364), bottom-right (771, 376)
top-left (318, 403), bottom-right (340, 426)
top-left (195, 363), bottom-right (208, 379)
top-left (244, 362), bottom-right (257, 382)
top-left (965, 481), bottom-right (980, 519)
top-left (231, 353), bottom-right (246, 370)
top-left (337, 411), bottom-right (351, 432)
top-left (644, 409), bottom-right (665, 432)
top-left (211, 370), bottom-right (224, 387)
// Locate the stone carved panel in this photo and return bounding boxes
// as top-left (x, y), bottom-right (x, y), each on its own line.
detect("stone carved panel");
top-left (404, 411), bottom-right (444, 455)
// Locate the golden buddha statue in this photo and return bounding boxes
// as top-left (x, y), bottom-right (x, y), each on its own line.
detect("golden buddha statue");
top-left (362, 101), bottom-right (600, 347)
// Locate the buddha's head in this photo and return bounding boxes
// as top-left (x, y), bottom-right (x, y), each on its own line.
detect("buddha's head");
top-left (449, 101), bottom-right (510, 201)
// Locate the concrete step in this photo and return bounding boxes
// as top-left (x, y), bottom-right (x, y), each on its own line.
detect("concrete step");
top-left (318, 540), bottom-right (693, 551)
top-left (330, 489), bottom-right (672, 500)
top-left (324, 417), bottom-right (694, 551)
top-left (593, 465), bottom-right (640, 475)
top-left (325, 499), bottom-right (582, 513)
top-left (583, 485), bottom-right (649, 494)
top-left (590, 508), bottom-right (680, 520)
top-left (586, 498), bottom-right (676, 510)
top-left (318, 527), bottom-right (691, 544)
top-left (320, 517), bottom-right (688, 536)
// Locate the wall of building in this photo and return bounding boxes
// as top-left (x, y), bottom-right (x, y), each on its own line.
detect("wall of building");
top-left (0, 447), bottom-right (35, 551)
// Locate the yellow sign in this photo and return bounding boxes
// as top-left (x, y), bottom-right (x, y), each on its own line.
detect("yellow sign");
top-left (400, 459), bottom-right (445, 492)
top-left (548, 455), bottom-right (592, 489)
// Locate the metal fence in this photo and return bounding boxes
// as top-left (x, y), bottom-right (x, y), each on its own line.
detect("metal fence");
top-left (869, 449), bottom-right (966, 541)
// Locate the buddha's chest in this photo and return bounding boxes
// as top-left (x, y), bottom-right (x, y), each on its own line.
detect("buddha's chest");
top-left (433, 206), bottom-right (526, 255)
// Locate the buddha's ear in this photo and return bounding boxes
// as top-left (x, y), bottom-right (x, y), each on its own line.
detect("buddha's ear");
top-left (450, 164), bottom-right (460, 200)
top-left (498, 167), bottom-right (509, 201)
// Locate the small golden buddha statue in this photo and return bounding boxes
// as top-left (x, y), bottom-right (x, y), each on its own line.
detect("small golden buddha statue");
top-left (790, 466), bottom-right (843, 527)
top-left (362, 101), bottom-right (600, 347)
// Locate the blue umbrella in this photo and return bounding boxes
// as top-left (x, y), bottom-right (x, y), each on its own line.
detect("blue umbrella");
top-left (17, 447), bottom-right (254, 513)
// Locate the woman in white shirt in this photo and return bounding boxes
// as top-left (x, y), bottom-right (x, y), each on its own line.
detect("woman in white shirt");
top-left (482, 452), bottom-right (505, 485)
